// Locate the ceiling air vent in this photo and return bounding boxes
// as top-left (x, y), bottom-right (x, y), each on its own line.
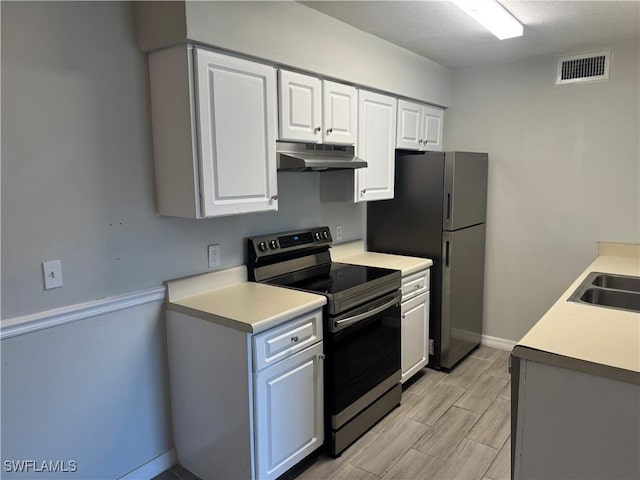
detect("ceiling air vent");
top-left (557, 51), bottom-right (610, 85)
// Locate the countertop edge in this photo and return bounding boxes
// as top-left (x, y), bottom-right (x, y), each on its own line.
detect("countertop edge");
top-left (167, 296), bottom-right (327, 334)
top-left (338, 252), bottom-right (433, 276)
top-left (398, 261), bottom-right (434, 276)
top-left (167, 302), bottom-right (253, 333)
top-left (512, 345), bottom-right (640, 385)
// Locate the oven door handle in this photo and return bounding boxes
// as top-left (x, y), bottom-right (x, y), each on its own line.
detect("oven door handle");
top-left (334, 294), bottom-right (401, 331)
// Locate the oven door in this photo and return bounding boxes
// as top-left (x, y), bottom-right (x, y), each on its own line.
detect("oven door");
top-left (325, 290), bottom-right (402, 426)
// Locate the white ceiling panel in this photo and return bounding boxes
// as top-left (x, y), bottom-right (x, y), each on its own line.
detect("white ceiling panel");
top-left (301, 1), bottom-right (640, 68)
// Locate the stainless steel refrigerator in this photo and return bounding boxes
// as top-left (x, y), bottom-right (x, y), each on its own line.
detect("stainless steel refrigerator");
top-left (367, 151), bottom-right (488, 370)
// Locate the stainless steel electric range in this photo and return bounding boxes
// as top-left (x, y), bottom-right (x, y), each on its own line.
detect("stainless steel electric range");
top-left (248, 226), bottom-right (402, 456)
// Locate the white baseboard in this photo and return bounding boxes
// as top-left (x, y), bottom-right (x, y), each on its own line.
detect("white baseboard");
top-left (481, 334), bottom-right (517, 351)
top-left (119, 449), bottom-right (177, 480)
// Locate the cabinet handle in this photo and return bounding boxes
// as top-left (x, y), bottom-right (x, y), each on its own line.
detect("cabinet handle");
top-left (271, 195), bottom-right (278, 201)
top-left (419, 139), bottom-right (424, 144)
top-left (291, 336), bottom-right (299, 343)
top-left (319, 354), bottom-right (325, 360)
top-left (326, 127), bottom-right (333, 134)
top-left (402, 314), bottom-right (406, 319)
top-left (415, 284), bottom-right (421, 289)
top-left (361, 189), bottom-right (367, 195)
top-left (314, 126), bottom-right (321, 133)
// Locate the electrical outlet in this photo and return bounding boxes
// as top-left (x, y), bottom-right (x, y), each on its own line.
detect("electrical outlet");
top-left (336, 224), bottom-right (343, 241)
top-left (42, 260), bottom-right (64, 289)
top-left (208, 244), bottom-right (221, 268)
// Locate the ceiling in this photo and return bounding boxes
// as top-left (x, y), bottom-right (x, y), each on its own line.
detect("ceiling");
top-left (301, 1), bottom-right (640, 68)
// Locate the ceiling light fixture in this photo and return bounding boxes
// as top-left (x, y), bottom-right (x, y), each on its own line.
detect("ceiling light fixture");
top-left (451, 0), bottom-right (523, 40)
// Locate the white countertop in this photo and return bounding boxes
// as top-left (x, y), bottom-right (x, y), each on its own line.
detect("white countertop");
top-left (165, 241), bottom-right (433, 334)
top-left (331, 240), bottom-right (433, 276)
top-left (514, 251), bottom-right (640, 384)
top-left (165, 266), bottom-right (326, 334)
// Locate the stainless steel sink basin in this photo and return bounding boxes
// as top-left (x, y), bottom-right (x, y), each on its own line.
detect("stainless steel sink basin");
top-left (580, 288), bottom-right (640, 311)
top-left (568, 272), bottom-right (640, 313)
top-left (591, 273), bottom-right (640, 293)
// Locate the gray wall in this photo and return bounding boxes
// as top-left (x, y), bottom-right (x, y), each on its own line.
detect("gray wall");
top-left (1, 2), bottom-right (364, 320)
top-left (1, 300), bottom-right (172, 479)
top-left (445, 41), bottom-right (640, 342)
top-left (184, 1), bottom-right (451, 107)
top-left (135, 1), bottom-right (451, 107)
top-left (0, 2), bottom-right (364, 477)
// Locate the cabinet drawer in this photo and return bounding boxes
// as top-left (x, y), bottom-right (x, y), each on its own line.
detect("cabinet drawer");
top-left (402, 269), bottom-right (430, 300)
top-left (253, 308), bottom-right (323, 372)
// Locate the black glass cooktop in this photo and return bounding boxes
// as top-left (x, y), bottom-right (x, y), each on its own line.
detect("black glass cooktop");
top-left (269, 262), bottom-right (398, 295)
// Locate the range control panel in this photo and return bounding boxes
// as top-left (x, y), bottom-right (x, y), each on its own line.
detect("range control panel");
top-left (248, 227), bottom-right (332, 258)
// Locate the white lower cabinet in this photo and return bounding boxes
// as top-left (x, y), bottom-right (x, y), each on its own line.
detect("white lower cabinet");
top-left (400, 269), bottom-right (430, 383)
top-left (166, 307), bottom-right (324, 480)
top-left (401, 293), bottom-right (429, 382)
top-left (255, 342), bottom-right (324, 480)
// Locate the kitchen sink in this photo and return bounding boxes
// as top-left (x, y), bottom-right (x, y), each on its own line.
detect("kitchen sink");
top-left (579, 288), bottom-right (640, 311)
top-left (568, 272), bottom-right (640, 313)
top-left (591, 273), bottom-right (640, 293)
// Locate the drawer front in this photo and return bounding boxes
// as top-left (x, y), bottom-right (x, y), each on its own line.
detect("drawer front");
top-left (402, 269), bottom-right (430, 300)
top-left (253, 308), bottom-right (323, 372)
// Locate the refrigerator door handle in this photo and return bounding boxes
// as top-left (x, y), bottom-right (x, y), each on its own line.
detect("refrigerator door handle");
top-left (446, 193), bottom-right (451, 221)
top-left (445, 240), bottom-right (450, 267)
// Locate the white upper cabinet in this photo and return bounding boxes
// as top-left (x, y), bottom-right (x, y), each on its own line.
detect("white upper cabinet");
top-left (322, 80), bottom-right (358, 144)
top-left (396, 100), bottom-right (423, 150)
top-left (422, 104), bottom-right (444, 151)
top-left (195, 49), bottom-right (278, 217)
top-left (278, 70), bottom-right (322, 143)
top-left (148, 45), bottom-right (278, 218)
top-left (355, 90), bottom-right (397, 202)
top-left (397, 99), bottom-right (444, 151)
top-left (279, 70), bottom-right (357, 145)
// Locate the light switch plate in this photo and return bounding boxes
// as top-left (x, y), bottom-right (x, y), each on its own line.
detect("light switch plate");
top-left (336, 224), bottom-right (343, 241)
top-left (43, 260), bottom-right (64, 289)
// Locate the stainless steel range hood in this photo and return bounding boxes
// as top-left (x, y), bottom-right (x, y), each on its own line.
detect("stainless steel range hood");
top-left (277, 142), bottom-right (367, 172)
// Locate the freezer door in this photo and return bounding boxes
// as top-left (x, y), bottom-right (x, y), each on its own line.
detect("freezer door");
top-left (441, 224), bottom-right (485, 369)
top-left (443, 152), bottom-right (488, 231)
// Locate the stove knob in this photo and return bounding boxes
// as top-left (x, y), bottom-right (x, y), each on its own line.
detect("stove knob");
top-left (314, 232), bottom-right (321, 241)
top-left (258, 241), bottom-right (268, 252)
top-left (323, 231), bottom-right (330, 239)
top-left (269, 240), bottom-right (278, 250)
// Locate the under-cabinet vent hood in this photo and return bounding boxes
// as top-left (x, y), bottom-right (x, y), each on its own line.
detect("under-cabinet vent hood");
top-left (277, 142), bottom-right (367, 172)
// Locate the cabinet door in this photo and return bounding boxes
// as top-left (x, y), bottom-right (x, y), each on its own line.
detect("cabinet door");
top-left (322, 80), bottom-right (357, 145)
top-left (401, 293), bottom-right (429, 383)
top-left (278, 70), bottom-right (322, 143)
top-left (254, 342), bottom-right (324, 480)
top-left (396, 99), bottom-right (423, 150)
top-left (194, 49), bottom-right (278, 217)
top-left (356, 90), bottom-right (397, 202)
top-left (422, 105), bottom-right (444, 151)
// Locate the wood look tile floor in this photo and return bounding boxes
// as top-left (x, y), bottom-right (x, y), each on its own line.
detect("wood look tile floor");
top-left (152, 346), bottom-right (511, 480)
